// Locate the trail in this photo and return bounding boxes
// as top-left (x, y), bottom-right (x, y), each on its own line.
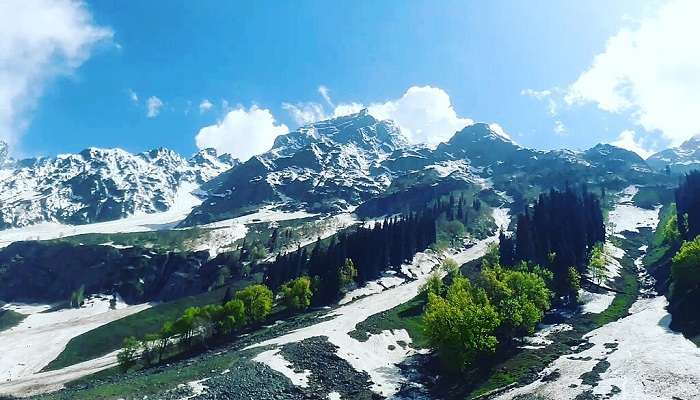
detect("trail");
top-left (494, 186), bottom-right (700, 400)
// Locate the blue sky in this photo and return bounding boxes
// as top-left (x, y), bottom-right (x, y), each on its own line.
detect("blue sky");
top-left (3, 0), bottom-right (698, 160)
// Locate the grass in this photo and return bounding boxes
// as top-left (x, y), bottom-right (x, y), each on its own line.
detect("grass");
top-left (43, 280), bottom-right (255, 372)
top-left (631, 185), bottom-right (674, 209)
top-left (50, 228), bottom-right (207, 252)
top-left (38, 348), bottom-right (247, 400)
top-left (351, 295), bottom-right (429, 348)
top-left (0, 309), bottom-right (25, 332)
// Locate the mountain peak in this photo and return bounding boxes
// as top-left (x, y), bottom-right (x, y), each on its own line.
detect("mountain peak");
top-left (0, 141), bottom-right (8, 167)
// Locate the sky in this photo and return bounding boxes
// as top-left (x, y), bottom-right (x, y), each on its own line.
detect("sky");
top-left (1, 0), bottom-right (699, 161)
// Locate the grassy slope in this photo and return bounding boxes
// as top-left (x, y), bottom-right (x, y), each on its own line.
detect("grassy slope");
top-left (43, 280), bottom-right (255, 372)
top-left (0, 309), bottom-right (25, 332)
top-left (50, 228), bottom-right (207, 252)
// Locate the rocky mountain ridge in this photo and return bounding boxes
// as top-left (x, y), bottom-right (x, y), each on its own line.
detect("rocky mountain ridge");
top-left (0, 143), bottom-right (237, 229)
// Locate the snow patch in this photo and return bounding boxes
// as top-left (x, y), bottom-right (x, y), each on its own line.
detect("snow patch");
top-left (253, 349), bottom-right (311, 387)
top-left (0, 295), bottom-right (150, 396)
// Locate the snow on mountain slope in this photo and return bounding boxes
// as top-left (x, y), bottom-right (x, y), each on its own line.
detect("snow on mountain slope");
top-left (0, 144), bottom-right (237, 230)
top-left (182, 110), bottom-right (419, 226)
top-left (647, 135), bottom-right (700, 173)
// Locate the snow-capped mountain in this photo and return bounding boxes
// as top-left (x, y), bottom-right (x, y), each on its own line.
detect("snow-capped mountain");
top-left (182, 110), bottom-right (413, 225)
top-left (183, 112), bottom-right (660, 226)
top-left (0, 144), bottom-right (237, 229)
top-left (647, 136), bottom-right (700, 173)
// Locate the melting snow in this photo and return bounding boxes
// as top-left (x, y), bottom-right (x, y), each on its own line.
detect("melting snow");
top-left (253, 349), bottom-right (311, 387)
top-left (0, 295), bottom-right (150, 397)
top-left (248, 208), bottom-right (510, 397)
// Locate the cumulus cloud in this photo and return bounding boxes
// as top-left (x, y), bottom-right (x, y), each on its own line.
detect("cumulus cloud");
top-left (146, 96), bottom-right (163, 118)
top-left (610, 130), bottom-right (654, 158)
top-left (195, 106), bottom-right (289, 161)
top-left (367, 86), bottom-right (473, 146)
top-left (283, 85), bottom-right (472, 146)
top-left (0, 0), bottom-right (112, 147)
top-left (282, 102), bottom-right (326, 126)
top-left (199, 99), bottom-right (213, 113)
top-left (565, 0), bottom-right (700, 145)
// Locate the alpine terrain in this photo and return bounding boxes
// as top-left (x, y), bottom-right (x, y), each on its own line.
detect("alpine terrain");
top-left (1, 106), bottom-right (700, 400)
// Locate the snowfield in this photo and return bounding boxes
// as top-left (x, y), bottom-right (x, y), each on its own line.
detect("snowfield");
top-left (0, 182), bottom-right (202, 248)
top-left (495, 187), bottom-right (700, 400)
top-left (248, 208), bottom-right (510, 397)
top-left (0, 295), bottom-right (151, 397)
top-left (607, 186), bottom-right (661, 235)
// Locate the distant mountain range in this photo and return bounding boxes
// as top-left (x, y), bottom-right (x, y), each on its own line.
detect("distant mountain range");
top-left (0, 145), bottom-right (237, 229)
top-left (0, 110), bottom-right (681, 230)
top-left (647, 136), bottom-right (700, 173)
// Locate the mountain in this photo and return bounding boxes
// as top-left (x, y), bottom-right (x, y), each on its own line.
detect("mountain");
top-left (647, 136), bottom-right (700, 173)
top-left (0, 115), bottom-right (664, 231)
top-left (181, 110), bottom-right (416, 225)
top-left (0, 145), bottom-right (237, 229)
top-left (183, 114), bottom-right (661, 226)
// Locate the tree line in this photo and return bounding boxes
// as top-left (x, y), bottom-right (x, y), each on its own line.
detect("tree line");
top-left (498, 186), bottom-right (605, 299)
top-left (669, 172), bottom-right (700, 337)
top-left (117, 276), bottom-right (319, 371)
top-left (265, 210), bottom-right (437, 305)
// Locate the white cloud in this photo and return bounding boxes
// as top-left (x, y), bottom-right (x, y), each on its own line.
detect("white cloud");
top-left (0, 0), bottom-right (112, 148)
top-left (283, 85), bottom-right (472, 146)
top-left (367, 86), bottom-right (473, 146)
top-left (521, 88), bottom-right (558, 116)
top-left (199, 99), bottom-right (213, 113)
top-left (146, 96), bottom-right (163, 118)
top-left (554, 120), bottom-right (567, 136)
top-left (610, 130), bottom-right (654, 158)
top-left (127, 89), bottom-right (138, 103)
top-left (565, 0), bottom-right (700, 145)
top-left (282, 102), bottom-right (326, 126)
top-left (195, 105), bottom-right (289, 161)
top-left (520, 89), bottom-right (552, 100)
top-left (318, 85), bottom-right (333, 107)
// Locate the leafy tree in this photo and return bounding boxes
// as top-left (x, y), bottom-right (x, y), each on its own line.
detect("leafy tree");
top-left (589, 244), bottom-right (607, 284)
top-left (442, 258), bottom-right (460, 278)
top-left (70, 285), bottom-right (85, 308)
top-left (280, 276), bottom-right (314, 311)
top-left (420, 272), bottom-right (444, 297)
top-left (140, 334), bottom-right (160, 366)
top-left (565, 266), bottom-right (581, 305)
top-left (478, 265), bottom-right (552, 338)
top-left (440, 220), bottom-right (465, 247)
top-left (235, 284), bottom-right (273, 323)
top-left (117, 336), bottom-right (140, 372)
top-left (221, 299), bottom-right (246, 333)
top-left (671, 237), bottom-right (700, 300)
top-left (423, 275), bottom-right (500, 372)
top-left (663, 212), bottom-right (681, 246)
top-left (338, 258), bottom-right (358, 287)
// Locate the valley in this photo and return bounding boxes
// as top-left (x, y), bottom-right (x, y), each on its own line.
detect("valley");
top-left (0, 111), bottom-right (698, 400)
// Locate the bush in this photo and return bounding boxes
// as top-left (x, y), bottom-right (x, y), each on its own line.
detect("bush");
top-left (117, 336), bottom-right (140, 372)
